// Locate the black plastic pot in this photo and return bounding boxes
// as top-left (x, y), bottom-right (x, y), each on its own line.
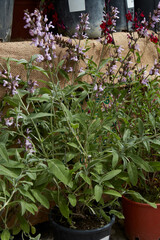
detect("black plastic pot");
top-left (0, 0), bottom-right (14, 42)
top-left (49, 210), bottom-right (115, 240)
top-left (55, 0), bottom-right (105, 38)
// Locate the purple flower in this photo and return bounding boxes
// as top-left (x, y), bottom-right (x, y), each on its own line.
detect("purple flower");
top-left (5, 117), bottom-right (14, 126)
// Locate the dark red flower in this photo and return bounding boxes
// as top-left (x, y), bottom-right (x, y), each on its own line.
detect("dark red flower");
top-left (106, 34), bottom-right (113, 44)
top-left (140, 12), bottom-right (145, 18)
top-left (107, 18), bottom-right (112, 26)
top-left (52, 12), bottom-right (58, 24)
top-left (126, 11), bottom-right (132, 22)
top-left (150, 34), bottom-right (159, 44)
top-left (48, 3), bottom-right (54, 10)
top-left (100, 21), bottom-right (107, 30)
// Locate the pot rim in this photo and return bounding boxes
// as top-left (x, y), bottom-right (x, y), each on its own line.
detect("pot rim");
top-left (122, 195), bottom-right (160, 207)
top-left (49, 210), bottom-right (115, 233)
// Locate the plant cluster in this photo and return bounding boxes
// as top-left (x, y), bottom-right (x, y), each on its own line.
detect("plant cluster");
top-left (0, 1), bottom-right (159, 239)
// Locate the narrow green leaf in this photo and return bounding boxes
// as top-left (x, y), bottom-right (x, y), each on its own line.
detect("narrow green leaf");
top-left (31, 189), bottom-right (49, 209)
top-left (18, 216), bottom-right (30, 233)
top-left (104, 189), bottom-right (122, 198)
top-left (138, 118), bottom-right (144, 136)
top-left (149, 113), bottom-right (156, 129)
top-left (26, 172), bottom-right (36, 180)
top-left (32, 65), bottom-right (49, 77)
top-left (112, 149), bottom-right (119, 168)
top-left (0, 165), bottom-right (19, 178)
top-left (129, 154), bottom-right (153, 172)
top-left (59, 196), bottom-right (70, 219)
top-left (99, 58), bottom-right (112, 70)
top-left (59, 69), bottom-right (69, 81)
top-left (123, 129), bottom-right (130, 142)
top-left (67, 142), bottom-right (80, 151)
top-left (0, 143), bottom-right (9, 162)
top-left (68, 194), bottom-right (77, 207)
top-left (109, 210), bottom-right (124, 219)
top-left (136, 51), bottom-right (141, 63)
top-left (48, 159), bottom-right (73, 187)
top-left (127, 162), bottom-right (138, 186)
top-left (94, 185), bottom-right (103, 202)
top-left (27, 112), bottom-right (53, 120)
top-left (100, 169), bottom-right (121, 183)
top-left (80, 172), bottom-right (91, 185)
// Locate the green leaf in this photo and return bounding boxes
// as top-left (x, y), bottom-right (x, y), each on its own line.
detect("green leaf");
top-left (104, 189), bottom-right (122, 198)
top-left (71, 123), bottom-right (79, 129)
top-left (123, 129), bottom-right (130, 142)
top-left (99, 58), bottom-right (112, 70)
top-left (68, 194), bottom-right (77, 207)
top-left (109, 210), bottom-right (124, 219)
top-left (48, 159), bottom-right (73, 188)
top-left (32, 65), bottom-right (49, 77)
top-left (12, 227), bottom-right (21, 235)
top-left (26, 172), bottom-right (36, 180)
top-left (129, 154), bottom-right (153, 172)
top-left (127, 162), bottom-right (138, 186)
top-left (0, 165), bottom-right (19, 178)
top-left (18, 188), bottom-right (35, 202)
top-left (94, 185), bottom-right (103, 202)
top-left (80, 172), bottom-right (91, 185)
top-left (59, 196), bottom-right (70, 219)
top-left (157, 47), bottom-right (160, 54)
top-left (3, 160), bottom-right (25, 169)
top-left (31, 189), bottom-right (49, 209)
top-left (31, 226), bottom-right (36, 235)
top-left (126, 191), bottom-right (157, 208)
top-left (34, 234), bottom-right (41, 240)
top-left (138, 118), bottom-right (144, 136)
top-left (61, 103), bottom-right (73, 122)
top-left (59, 69), bottom-right (69, 81)
top-left (18, 216), bottom-right (30, 233)
top-left (112, 149), bottom-right (119, 168)
top-left (1, 229), bottom-right (10, 240)
top-left (99, 208), bottom-right (110, 223)
top-left (27, 94), bottom-right (50, 102)
top-left (57, 60), bottom-right (65, 71)
top-left (27, 112), bottom-right (53, 120)
top-left (136, 51), bottom-right (141, 63)
top-left (100, 169), bottom-right (121, 183)
top-left (0, 143), bottom-right (9, 162)
top-left (76, 71), bottom-right (87, 80)
top-left (149, 113), bottom-right (156, 129)
top-left (67, 142), bottom-right (81, 151)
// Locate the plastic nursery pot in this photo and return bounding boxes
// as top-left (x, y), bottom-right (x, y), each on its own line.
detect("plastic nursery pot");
top-left (122, 195), bottom-right (160, 240)
top-left (0, 0), bottom-right (15, 42)
top-left (49, 210), bottom-right (115, 240)
top-left (55, 0), bottom-right (105, 38)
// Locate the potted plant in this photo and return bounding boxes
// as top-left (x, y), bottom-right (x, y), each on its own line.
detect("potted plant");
top-left (108, 3), bottom-right (160, 240)
top-left (0, 5), bottom-right (125, 240)
top-left (0, 2), bottom-right (159, 240)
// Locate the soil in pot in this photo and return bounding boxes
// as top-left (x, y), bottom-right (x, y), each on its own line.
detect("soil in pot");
top-left (51, 206), bottom-right (107, 230)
